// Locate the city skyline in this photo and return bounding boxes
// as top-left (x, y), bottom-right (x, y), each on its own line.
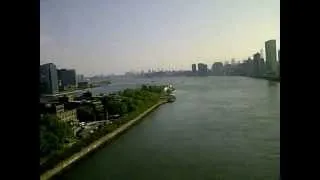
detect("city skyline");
top-left (41, 38), bottom-right (279, 78)
top-left (41, 0), bottom-right (279, 76)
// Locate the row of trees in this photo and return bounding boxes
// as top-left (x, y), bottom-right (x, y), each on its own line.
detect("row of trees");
top-left (76, 85), bottom-right (164, 122)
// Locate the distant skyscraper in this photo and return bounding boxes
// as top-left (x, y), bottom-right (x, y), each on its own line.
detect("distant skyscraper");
top-left (265, 40), bottom-right (277, 75)
top-left (77, 74), bottom-right (85, 83)
top-left (278, 49), bottom-right (280, 76)
top-left (253, 53), bottom-right (260, 61)
top-left (253, 53), bottom-right (261, 61)
top-left (197, 63), bottom-right (208, 75)
top-left (260, 49), bottom-right (264, 60)
top-left (245, 57), bottom-right (254, 76)
top-left (40, 63), bottom-right (59, 95)
top-left (192, 64), bottom-right (197, 73)
top-left (211, 62), bottom-right (223, 75)
top-left (253, 52), bottom-right (264, 76)
top-left (58, 69), bottom-right (77, 89)
top-left (231, 59), bottom-right (235, 65)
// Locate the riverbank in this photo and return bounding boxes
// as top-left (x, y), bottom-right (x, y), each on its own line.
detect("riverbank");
top-left (240, 75), bottom-right (280, 82)
top-left (251, 76), bottom-right (280, 82)
top-left (40, 100), bottom-right (167, 180)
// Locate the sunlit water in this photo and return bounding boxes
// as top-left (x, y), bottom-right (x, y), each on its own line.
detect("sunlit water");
top-left (57, 76), bottom-right (280, 180)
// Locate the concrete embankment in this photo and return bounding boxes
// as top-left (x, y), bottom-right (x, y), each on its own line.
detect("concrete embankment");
top-left (250, 76), bottom-right (280, 82)
top-left (40, 100), bottom-right (167, 180)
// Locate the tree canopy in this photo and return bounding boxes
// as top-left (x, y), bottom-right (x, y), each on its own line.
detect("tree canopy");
top-left (40, 114), bottom-right (72, 157)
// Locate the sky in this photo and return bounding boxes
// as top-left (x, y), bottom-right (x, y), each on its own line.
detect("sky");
top-left (40, 0), bottom-right (280, 76)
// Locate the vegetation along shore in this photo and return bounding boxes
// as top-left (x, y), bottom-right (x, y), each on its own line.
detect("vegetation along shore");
top-left (40, 85), bottom-right (172, 179)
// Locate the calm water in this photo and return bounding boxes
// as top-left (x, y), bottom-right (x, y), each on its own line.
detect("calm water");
top-left (58, 76), bottom-right (280, 180)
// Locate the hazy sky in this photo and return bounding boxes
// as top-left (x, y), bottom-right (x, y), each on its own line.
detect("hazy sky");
top-left (40, 0), bottom-right (280, 76)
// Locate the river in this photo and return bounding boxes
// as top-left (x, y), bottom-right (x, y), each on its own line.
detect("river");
top-left (57, 76), bottom-right (280, 180)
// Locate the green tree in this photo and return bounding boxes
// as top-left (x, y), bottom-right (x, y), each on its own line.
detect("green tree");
top-left (120, 103), bottom-right (128, 115)
top-left (40, 115), bottom-right (72, 157)
top-left (123, 88), bottom-right (135, 97)
top-left (125, 98), bottom-right (136, 112)
top-left (141, 85), bottom-right (148, 91)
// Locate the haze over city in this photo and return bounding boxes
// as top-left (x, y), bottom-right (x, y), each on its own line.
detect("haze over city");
top-left (40, 0), bottom-right (280, 76)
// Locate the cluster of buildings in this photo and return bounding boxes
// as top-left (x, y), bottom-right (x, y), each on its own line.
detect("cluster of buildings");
top-left (39, 63), bottom-right (122, 136)
top-left (191, 39), bottom-right (280, 78)
top-left (39, 63), bottom-right (96, 136)
top-left (40, 93), bottom-right (106, 136)
top-left (124, 39), bottom-right (279, 79)
top-left (40, 101), bottom-right (78, 126)
top-left (39, 63), bottom-right (88, 95)
top-left (39, 88), bottom-right (125, 137)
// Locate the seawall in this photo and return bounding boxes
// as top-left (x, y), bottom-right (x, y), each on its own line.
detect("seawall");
top-left (40, 100), bottom-right (167, 180)
top-left (251, 76), bottom-right (280, 82)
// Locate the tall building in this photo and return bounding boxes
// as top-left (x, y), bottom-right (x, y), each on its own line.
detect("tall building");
top-left (76, 74), bottom-right (85, 83)
top-left (260, 49), bottom-right (264, 60)
top-left (197, 63), bottom-right (208, 75)
top-left (260, 58), bottom-right (266, 76)
top-left (253, 52), bottom-right (265, 76)
top-left (265, 40), bottom-right (277, 75)
top-left (211, 62), bottom-right (223, 75)
top-left (231, 59), bottom-right (236, 65)
top-left (278, 49), bottom-right (280, 76)
top-left (40, 63), bottom-right (59, 95)
top-left (249, 57), bottom-right (254, 76)
top-left (58, 69), bottom-right (76, 90)
top-left (192, 64), bottom-right (197, 73)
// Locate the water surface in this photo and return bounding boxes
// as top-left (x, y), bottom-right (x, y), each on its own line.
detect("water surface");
top-left (58, 76), bottom-right (280, 180)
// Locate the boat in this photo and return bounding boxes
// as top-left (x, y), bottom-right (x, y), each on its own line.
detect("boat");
top-left (163, 84), bottom-right (176, 103)
top-left (167, 84), bottom-right (176, 93)
top-left (167, 94), bottom-right (176, 103)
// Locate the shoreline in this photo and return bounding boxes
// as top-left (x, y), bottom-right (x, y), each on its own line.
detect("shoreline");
top-left (40, 100), bottom-right (167, 180)
top-left (249, 76), bottom-right (280, 82)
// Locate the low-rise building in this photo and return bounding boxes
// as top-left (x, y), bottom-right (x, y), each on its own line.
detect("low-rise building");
top-left (57, 109), bottom-right (77, 124)
top-left (39, 102), bottom-right (78, 125)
